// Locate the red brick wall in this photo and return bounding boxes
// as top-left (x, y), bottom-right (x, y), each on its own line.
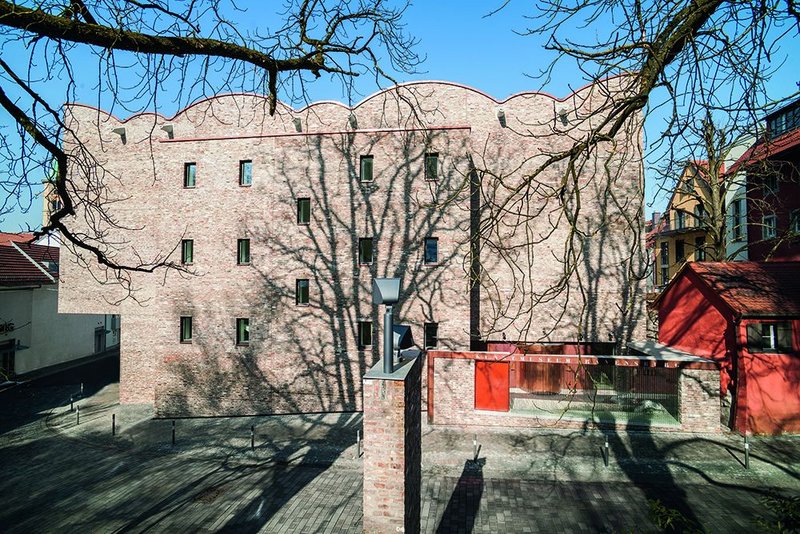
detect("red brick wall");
top-left (362, 357), bottom-right (421, 533)
top-left (60, 80), bottom-right (645, 416)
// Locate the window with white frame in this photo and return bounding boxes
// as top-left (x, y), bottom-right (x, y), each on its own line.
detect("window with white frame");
top-left (676, 210), bottom-right (686, 230)
top-left (184, 162), bottom-right (196, 188)
top-left (181, 239), bottom-right (194, 264)
top-left (732, 198), bottom-right (745, 241)
top-left (763, 214), bottom-right (777, 239)
top-left (239, 160), bottom-right (252, 186)
top-left (360, 155), bottom-right (374, 183)
top-left (237, 238), bottom-right (250, 265)
top-left (747, 322), bottom-right (792, 352)
top-left (659, 242), bottom-right (669, 286)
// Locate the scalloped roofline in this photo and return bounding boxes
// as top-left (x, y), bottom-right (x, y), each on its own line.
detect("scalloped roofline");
top-left (64, 74), bottom-right (632, 124)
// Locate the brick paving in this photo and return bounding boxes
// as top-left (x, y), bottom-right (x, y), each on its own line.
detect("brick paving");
top-left (2, 367), bottom-right (799, 533)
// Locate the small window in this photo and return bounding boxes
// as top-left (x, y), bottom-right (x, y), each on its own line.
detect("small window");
top-left (694, 236), bottom-right (705, 262)
top-left (693, 204), bottom-right (705, 227)
top-left (424, 237), bottom-right (439, 265)
top-left (360, 155), bottom-right (374, 183)
top-left (676, 210), bottom-right (686, 230)
top-left (747, 322), bottom-right (792, 352)
top-left (357, 321), bottom-right (372, 349)
top-left (236, 318), bottom-right (250, 345)
top-left (239, 160), bottom-right (252, 186)
top-left (181, 239), bottom-right (194, 265)
top-left (237, 238), bottom-right (250, 265)
top-left (296, 279), bottom-right (310, 305)
top-left (659, 242), bottom-right (669, 286)
top-left (180, 316), bottom-right (193, 343)
top-left (184, 162), bottom-right (196, 188)
top-left (791, 210), bottom-right (800, 234)
top-left (763, 214), bottom-right (777, 240)
top-left (297, 198), bottom-right (311, 225)
top-left (732, 199), bottom-right (745, 241)
top-left (424, 322), bottom-right (439, 349)
top-left (358, 238), bottom-right (374, 265)
top-left (764, 174), bottom-right (779, 195)
top-left (675, 240), bottom-right (685, 261)
top-left (424, 153), bottom-right (438, 181)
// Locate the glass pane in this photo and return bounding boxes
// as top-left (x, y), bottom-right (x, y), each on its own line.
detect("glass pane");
top-left (425, 238), bottom-right (438, 264)
top-left (237, 319), bottom-right (249, 344)
top-left (184, 163), bottom-right (196, 187)
top-left (359, 239), bottom-right (373, 264)
top-left (360, 156), bottom-right (373, 182)
top-left (297, 198), bottom-right (310, 224)
top-left (240, 161), bottom-right (252, 185)
top-left (181, 317), bottom-right (192, 341)
top-left (238, 239), bottom-right (250, 264)
top-left (182, 240), bottom-right (193, 263)
top-left (297, 279), bottom-right (309, 304)
top-left (425, 154), bottom-right (438, 180)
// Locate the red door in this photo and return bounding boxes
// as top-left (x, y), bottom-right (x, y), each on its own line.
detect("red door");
top-left (475, 360), bottom-right (509, 411)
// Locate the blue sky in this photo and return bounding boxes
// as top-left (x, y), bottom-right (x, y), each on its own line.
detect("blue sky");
top-left (1, 1), bottom-right (798, 231)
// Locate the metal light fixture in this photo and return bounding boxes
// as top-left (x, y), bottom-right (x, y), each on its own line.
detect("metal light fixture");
top-left (348, 112), bottom-right (358, 130)
top-left (160, 124), bottom-right (174, 139)
top-left (112, 127), bottom-right (127, 145)
top-left (372, 278), bottom-right (400, 374)
top-left (292, 117), bottom-right (303, 132)
top-left (496, 108), bottom-right (506, 128)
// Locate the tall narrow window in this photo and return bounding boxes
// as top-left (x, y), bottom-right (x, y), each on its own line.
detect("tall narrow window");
top-left (357, 321), bottom-right (372, 349)
top-left (358, 238), bottom-right (374, 265)
top-left (425, 153), bottom-right (438, 181)
top-left (181, 239), bottom-right (194, 265)
top-left (424, 237), bottom-right (439, 265)
top-left (659, 242), bottom-right (669, 286)
top-left (424, 322), bottom-right (439, 349)
top-left (732, 199), bottom-right (745, 241)
top-left (791, 210), bottom-right (800, 233)
top-left (236, 318), bottom-right (250, 345)
top-left (296, 279), bottom-right (310, 305)
top-left (764, 174), bottom-right (779, 194)
top-left (694, 236), bottom-right (706, 261)
top-left (360, 155), bottom-right (374, 183)
top-left (180, 316), bottom-right (193, 343)
top-left (239, 160), bottom-right (252, 186)
top-left (237, 238), bottom-right (250, 265)
top-left (297, 198), bottom-right (311, 225)
top-left (693, 204), bottom-right (705, 227)
top-left (763, 214), bottom-right (777, 239)
top-left (676, 210), bottom-right (686, 230)
top-left (675, 240), bottom-right (685, 261)
top-left (184, 162), bottom-right (196, 188)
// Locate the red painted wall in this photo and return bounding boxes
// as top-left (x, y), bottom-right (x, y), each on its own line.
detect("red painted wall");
top-left (735, 319), bottom-right (800, 434)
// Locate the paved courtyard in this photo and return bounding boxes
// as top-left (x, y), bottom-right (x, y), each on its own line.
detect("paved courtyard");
top-left (1, 359), bottom-right (799, 533)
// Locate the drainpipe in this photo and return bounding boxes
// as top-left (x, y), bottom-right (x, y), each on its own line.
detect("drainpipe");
top-left (383, 305), bottom-right (394, 374)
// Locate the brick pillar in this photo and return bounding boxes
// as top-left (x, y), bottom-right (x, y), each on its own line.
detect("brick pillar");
top-left (679, 367), bottom-right (721, 433)
top-left (362, 356), bottom-right (421, 534)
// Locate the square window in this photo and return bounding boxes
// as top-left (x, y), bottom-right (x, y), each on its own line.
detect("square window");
top-left (747, 322), bottom-right (792, 352)
top-left (237, 238), bottom-right (250, 265)
top-left (424, 237), bottom-right (439, 265)
top-left (180, 316), bottom-right (193, 343)
top-left (239, 160), bottom-right (252, 186)
top-left (358, 238), bottom-right (374, 265)
top-left (236, 318), bottom-right (250, 345)
top-left (424, 322), bottom-right (439, 349)
top-left (297, 198), bottom-right (311, 225)
top-left (357, 321), bottom-right (372, 349)
top-left (424, 153), bottom-right (438, 181)
top-left (184, 162), bottom-right (196, 188)
top-left (763, 214), bottom-right (777, 240)
top-left (360, 155), bottom-right (374, 183)
top-left (181, 239), bottom-right (194, 265)
top-left (296, 279), bottom-right (309, 305)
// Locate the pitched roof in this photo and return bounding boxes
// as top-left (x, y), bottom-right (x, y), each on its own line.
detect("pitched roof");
top-left (0, 242), bottom-right (58, 286)
top-left (678, 261), bottom-right (800, 317)
top-left (727, 128), bottom-right (800, 174)
top-left (0, 232), bottom-right (35, 245)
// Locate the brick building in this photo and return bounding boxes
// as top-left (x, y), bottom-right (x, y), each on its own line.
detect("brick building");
top-left (60, 80), bottom-right (645, 417)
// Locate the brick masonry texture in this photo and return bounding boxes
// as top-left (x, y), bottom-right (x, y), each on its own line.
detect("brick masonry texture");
top-left (60, 79), bottom-right (645, 416)
top-left (431, 354), bottom-right (721, 433)
top-left (362, 357), bottom-right (422, 534)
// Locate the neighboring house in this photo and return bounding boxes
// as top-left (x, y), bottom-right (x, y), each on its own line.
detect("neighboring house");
top-left (651, 161), bottom-right (713, 289)
top-left (0, 238), bottom-right (119, 379)
top-left (730, 98), bottom-right (800, 261)
top-left (655, 261), bottom-right (800, 434)
top-left (60, 80), bottom-right (645, 417)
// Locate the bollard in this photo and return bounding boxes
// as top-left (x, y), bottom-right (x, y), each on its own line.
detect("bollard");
top-left (250, 424), bottom-right (255, 451)
top-left (80, 382), bottom-right (84, 397)
top-left (604, 435), bottom-right (609, 467)
top-left (70, 395), bottom-right (74, 412)
top-left (76, 405), bottom-right (80, 426)
top-left (357, 430), bottom-right (362, 457)
top-left (744, 434), bottom-right (750, 469)
top-left (172, 420), bottom-right (176, 446)
top-left (473, 434), bottom-right (478, 461)
top-left (112, 413), bottom-right (116, 436)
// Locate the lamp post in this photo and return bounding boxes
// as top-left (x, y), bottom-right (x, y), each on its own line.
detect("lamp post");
top-left (372, 278), bottom-right (400, 374)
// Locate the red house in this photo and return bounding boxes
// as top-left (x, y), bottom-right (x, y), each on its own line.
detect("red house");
top-left (655, 261), bottom-right (800, 434)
